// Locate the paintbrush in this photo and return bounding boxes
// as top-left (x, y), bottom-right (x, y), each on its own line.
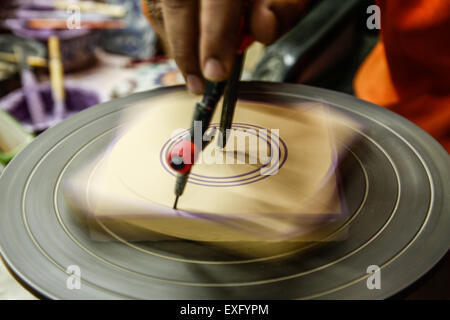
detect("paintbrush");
top-left (6, 8), bottom-right (114, 20)
top-left (0, 61), bottom-right (17, 73)
top-left (0, 51), bottom-right (47, 68)
top-left (13, 45), bottom-right (47, 128)
top-left (27, 18), bottom-right (126, 30)
top-left (7, 0), bottom-right (126, 16)
top-left (48, 35), bottom-right (66, 122)
top-left (54, 0), bottom-right (127, 18)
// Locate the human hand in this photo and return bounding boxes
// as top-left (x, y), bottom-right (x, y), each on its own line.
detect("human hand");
top-left (142, 0), bottom-right (309, 93)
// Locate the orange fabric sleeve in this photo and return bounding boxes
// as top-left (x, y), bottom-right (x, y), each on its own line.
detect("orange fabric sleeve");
top-left (354, 0), bottom-right (450, 151)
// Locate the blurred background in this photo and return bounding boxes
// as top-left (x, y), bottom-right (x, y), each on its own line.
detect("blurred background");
top-left (0, 0), bottom-right (186, 166)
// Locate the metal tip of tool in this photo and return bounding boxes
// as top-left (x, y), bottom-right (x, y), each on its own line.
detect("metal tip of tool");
top-left (173, 195), bottom-right (179, 210)
top-left (221, 135), bottom-right (228, 149)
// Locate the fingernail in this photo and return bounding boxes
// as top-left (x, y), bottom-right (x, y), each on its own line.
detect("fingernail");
top-left (204, 58), bottom-right (226, 81)
top-left (186, 75), bottom-right (204, 95)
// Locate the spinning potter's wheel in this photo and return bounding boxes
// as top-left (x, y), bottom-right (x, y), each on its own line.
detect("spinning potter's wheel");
top-left (0, 82), bottom-right (449, 299)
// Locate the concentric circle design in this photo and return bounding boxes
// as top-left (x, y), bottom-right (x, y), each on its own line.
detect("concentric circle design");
top-left (159, 123), bottom-right (288, 187)
top-left (0, 83), bottom-right (448, 300)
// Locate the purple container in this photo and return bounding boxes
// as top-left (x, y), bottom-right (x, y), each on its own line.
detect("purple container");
top-left (0, 82), bottom-right (100, 133)
top-left (8, 19), bottom-right (99, 72)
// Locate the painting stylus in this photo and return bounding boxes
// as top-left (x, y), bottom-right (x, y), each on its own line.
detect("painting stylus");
top-left (167, 81), bottom-right (227, 209)
top-left (48, 36), bottom-right (66, 122)
top-left (0, 52), bottom-right (47, 68)
top-left (166, 1), bottom-right (254, 210)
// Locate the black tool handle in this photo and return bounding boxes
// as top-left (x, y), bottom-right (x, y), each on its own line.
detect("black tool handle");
top-left (175, 81), bottom-right (226, 200)
top-left (189, 80), bottom-right (226, 142)
top-left (218, 53), bottom-right (245, 147)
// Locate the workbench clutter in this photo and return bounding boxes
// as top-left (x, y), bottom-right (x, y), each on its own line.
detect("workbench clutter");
top-left (0, 82), bottom-right (100, 133)
top-left (2, 0), bottom-right (132, 71)
top-left (0, 35), bottom-right (46, 97)
top-left (100, 0), bottom-right (157, 59)
top-left (0, 0), bottom-right (132, 165)
top-left (0, 109), bottom-right (33, 166)
top-left (110, 58), bottom-right (184, 98)
top-left (0, 33), bottom-right (102, 157)
top-left (0, 35), bottom-right (42, 165)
